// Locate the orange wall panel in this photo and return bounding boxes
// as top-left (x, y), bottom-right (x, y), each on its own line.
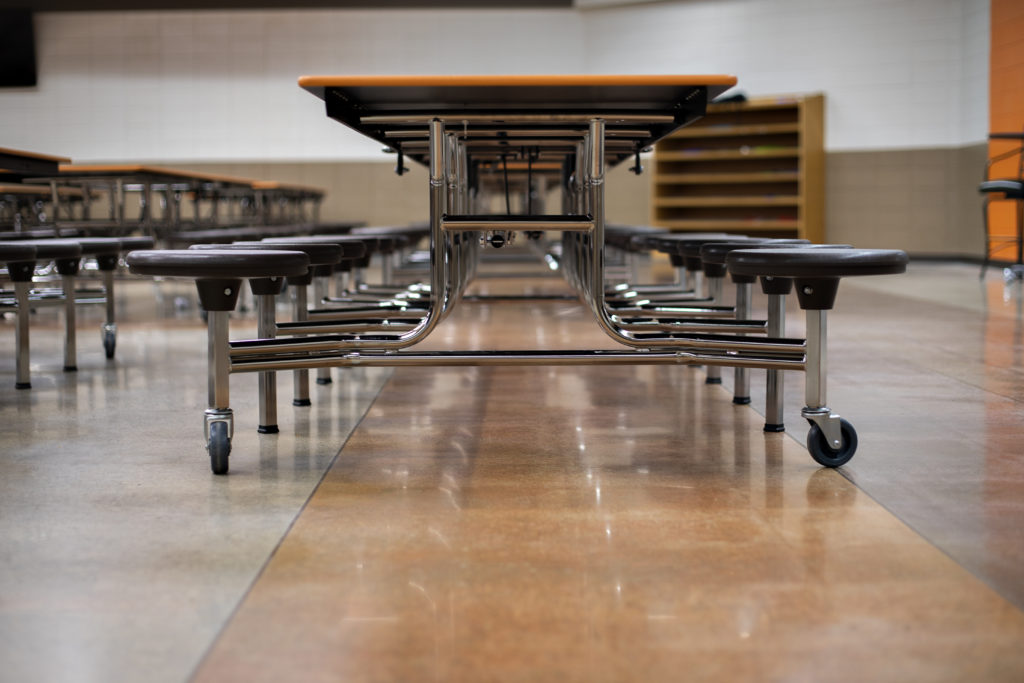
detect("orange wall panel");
top-left (989, 0), bottom-right (1024, 258)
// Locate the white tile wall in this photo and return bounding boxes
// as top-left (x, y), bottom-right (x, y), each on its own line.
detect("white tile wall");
top-left (0, 0), bottom-right (989, 163)
top-left (580, 0), bottom-right (990, 151)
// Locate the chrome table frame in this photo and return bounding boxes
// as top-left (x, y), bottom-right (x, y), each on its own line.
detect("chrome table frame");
top-left (171, 75), bottom-right (889, 473)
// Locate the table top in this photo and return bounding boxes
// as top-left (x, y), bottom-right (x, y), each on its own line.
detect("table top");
top-left (0, 147), bottom-right (71, 179)
top-left (54, 164), bottom-right (260, 187)
top-left (299, 74), bottom-right (737, 168)
top-left (251, 180), bottom-right (325, 195)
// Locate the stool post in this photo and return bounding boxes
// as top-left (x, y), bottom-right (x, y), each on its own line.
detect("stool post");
top-left (802, 308), bottom-right (842, 449)
top-left (207, 310), bottom-right (231, 413)
top-left (257, 292), bottom-right (278, 433)
top-left (62, 273), bottom-right (77, 372)
top-left (588, 118), bottom-right (605, 311)
top-left (102, 269), bottom-right (116, 325)
top-left (382, 251), bottom-right (394, 286)
top-left (315, 274), bottom-right (332, 385)
top-left (101, 269), bottom-right (117, 360)
top-left (764, 293), bottom-right (786, 431)
top-left (205, 308), bottom-right (234, 474)
top-left (705, 276), bottom-right (723, 384)
top-left (331, 269), bottom-right (347, 299)
top-left (292, 285), bottom-right (311, 406)
top-left (733, 281), bottom-right (752, 404)
top-left (804, 308), bottom-right (827, 410)
top-left (15, 281), bottom-right (32, 389)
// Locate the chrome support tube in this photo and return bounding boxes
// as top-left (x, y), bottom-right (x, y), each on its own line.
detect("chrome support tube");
top-left (102, 270), bottom-right (116, 326)
top-left (205, 310), bottom-right (233, 442)
top-left (801, 309), bottom-right (842, 448)
top-left (704, 277), bottom-right (723, 384)
top-left (14, 281), bottom-right (31, 389)
top-left (804, 309), bottom-right (826, 411)
top-left (765, 293), bottom-right (786, 431)
top-left (229, 327), bottom-right (802, 360)
top-left (314, 275), bottom-right (332, 385)
top-left (360, 113), bottom-right (676, 125)
top-left (276, 320), bottom-right (419, 335)
top-left (442, 219), bottom-right (594, 231)
top-left (292, 285), bottom-right (311, 407)
top-left (733, 282), bottom-right (752, 404)
top-left (614, 319), bottom-right (767, 335)
top-left (608, 305), bottom-right (734, 319)
top-left (114, 177), bottom-right (125, 225)
top-left (308, 305), bottom-right (428, 321)
top-left (62, 274), bottom-right (77, 371)
top-left (230, 349), bottom-right (807, 373)
top-left (256, 293), bottom-right (278, 433)
top-left (208, 310), bottom-right (231, 411)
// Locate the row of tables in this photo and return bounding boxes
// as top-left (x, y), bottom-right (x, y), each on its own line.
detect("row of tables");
top-left (0, 148), bottom-right (327, 239)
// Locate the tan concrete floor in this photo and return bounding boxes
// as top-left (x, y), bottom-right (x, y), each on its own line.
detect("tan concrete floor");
top-left (2, 258), bottom-right (1024, 681)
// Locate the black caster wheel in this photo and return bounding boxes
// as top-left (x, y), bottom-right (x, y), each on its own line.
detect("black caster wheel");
top-left (806, 418), bottom-right (858, 468)
top-left (103, 330), bottom-right (116, 360)
top-left (208, 421), bottom-right (231, 475)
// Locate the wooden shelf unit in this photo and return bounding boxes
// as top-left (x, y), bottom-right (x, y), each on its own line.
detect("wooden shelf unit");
top-left (650, 94), bottom-right (824, 242)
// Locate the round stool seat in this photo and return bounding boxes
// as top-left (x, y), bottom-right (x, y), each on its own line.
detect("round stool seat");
top-left (726, 247), bottom-right (908, 279)
top-left (0, 242), bottom-right (37, 262)
top-left (0, 229), bottom-right (65, 241)
top-left (192, 241), bottom-right (343, 267)
top-left (119, 236), bottom-right (156, 252)
top-left (75, 237), bottom-right (123, 256)
top-left (126, 249), bottom-right (310, 279)
top-left (647, 232), bottom-right (729, 255)
top-left (22, 239), bottom-right (83, 260)
top-left (727, 247), bottom-right (909, 309)
top-left (700, 239), bottom-right (813, 265)
top-left (262, 235), bottom-right (367, 259)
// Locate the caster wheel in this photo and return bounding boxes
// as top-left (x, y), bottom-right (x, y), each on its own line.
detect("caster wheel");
top-left (208, 421), bottom-right (231, 475)
top-left (806, 418), bottom-right (858, 468)
top-left (103, 330), bottom-right (116, 360)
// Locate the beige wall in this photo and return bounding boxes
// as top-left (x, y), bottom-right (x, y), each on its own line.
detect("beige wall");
top-left (180, 144), bottom-right (987, 259)
top-left (825, 144), bottom-right (987, 258)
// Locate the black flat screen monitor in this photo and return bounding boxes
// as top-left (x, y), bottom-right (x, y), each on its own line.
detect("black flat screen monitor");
top-left (0, 10), bottom-right (37, 88)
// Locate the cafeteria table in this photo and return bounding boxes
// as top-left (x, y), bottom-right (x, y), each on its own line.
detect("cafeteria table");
top-left (126, 74), bottom-right (907, 473)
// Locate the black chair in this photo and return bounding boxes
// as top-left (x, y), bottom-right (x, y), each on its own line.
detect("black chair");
top-left (979, 132), bottom-right (1024, 279)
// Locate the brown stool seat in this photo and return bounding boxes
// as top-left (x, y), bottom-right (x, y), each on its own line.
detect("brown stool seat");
top-left (118, 236), bottom-right (156, 252)
top-left (262, 235), bottom-right (367, 259)
top-left (605, 225), bottom-right (664, 252)
top-left (0, 242), bottom-right (37, 262)
top-left (0, 229), bottom-right (76, 241)
top-left (647, 232), bottom-right (729, 255)
top-left (75, 237), bottom-right (123, 256)
top-left (308, 221), bottom-right (364, 235)
top-left (191, 241), bottom-right (343, 267)
top-left (727, 247), bottom-right (909, 309)
top-left (699, 239), bottom-right (813, 264)
top-left (21, 239), bottom-right (83, 260)
top-left (126, 249), bottom-right (310, 279)
top-left (726, 247), bottom-right (909, 278)
top-left (166, 227), bottom-right (267, 246)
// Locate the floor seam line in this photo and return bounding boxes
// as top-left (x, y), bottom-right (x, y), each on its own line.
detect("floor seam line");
top-left (185, 368), bottom-right (397, 682)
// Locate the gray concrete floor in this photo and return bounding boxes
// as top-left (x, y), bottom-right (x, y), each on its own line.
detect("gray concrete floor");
top-left (0, 279), bottom-right (391, 683)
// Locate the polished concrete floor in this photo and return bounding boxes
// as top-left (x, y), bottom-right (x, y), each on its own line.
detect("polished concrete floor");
top-left (2, 258), bottom-right (1024, 682)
